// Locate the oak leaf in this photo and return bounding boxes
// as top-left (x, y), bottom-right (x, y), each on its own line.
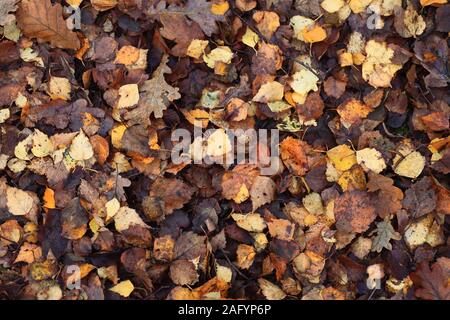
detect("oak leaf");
top-left (370, 220), bottom-right (401, 253)
top-left (411, 258), bottom-right (450, 300)
top-left (124, 55), bottom-right (180, 126)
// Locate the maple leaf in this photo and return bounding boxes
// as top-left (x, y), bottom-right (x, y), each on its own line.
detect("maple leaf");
top-left (411, 258), bottom-right (450, 300)
top-left (370, 220), bottom-right (401, 253)
top-left (124, 55), bottom-right (180, 126)
top-left (17, 0), bottom-right (80, 50)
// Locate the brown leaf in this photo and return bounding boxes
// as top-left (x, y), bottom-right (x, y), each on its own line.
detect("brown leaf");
top-left (124, 55), bottom-right (181, 126)
top-left (280, 136), bottom-right (310, 176)
top-left (149, 177), bottom-right (194, 215)
top-left (411, 258), bottom-right (450, 300)
top-left (170, 259), bottom-right (199, 286)
top-left (323, 76), bottom-right (346, 99)
top-left (17, 0), bottom-right (80, 50)
top-left (334, 190), bottom-right (376, 233)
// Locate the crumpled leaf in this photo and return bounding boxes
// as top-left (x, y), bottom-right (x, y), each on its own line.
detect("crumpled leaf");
top-left (125, 55), bottom-right (180, 125)
top-left (258, 278), bottom-right (286, 300)
top-left (231, 213), bottom-right (267, 233)
top-left (370, 220), bottom-right (401, 253)
top-left (362, 40), bottom-right (404, 88)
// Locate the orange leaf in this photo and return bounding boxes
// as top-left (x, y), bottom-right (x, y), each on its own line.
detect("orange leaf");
top-left (301, 25), bottom-right (327, 43)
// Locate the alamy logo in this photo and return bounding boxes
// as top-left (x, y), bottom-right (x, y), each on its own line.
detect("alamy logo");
top-left (64, 5), bottom-right (81, 31)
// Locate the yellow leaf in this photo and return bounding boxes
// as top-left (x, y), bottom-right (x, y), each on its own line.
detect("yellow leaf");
top-left (14, 242), bottom-right (42, 264)
top-left (393, 146), bottom-right (425, 179)
top-left (66, 0), bottom-right (83, 8)
top-left (252, 11), bottom-right (280, 39)
top-left (404, 214), bottom-right (433, 249)
top-left (48, 76), bottom-right (71, 101)
top-left (183, 109), bottom-right (210, 128)
top-left (206, 128), bottom-right (232, 158)
top-left (233, 184), bottom-right (250, 204)
top-left (362, 40), bottom-right (403, 88)
top-left (69, 130), bottom-right (94, 161)
top-left (114, 46), bottom-right (140, 65)
top-left (216, 265), bottom-right (233, 283)
top-left (242, 27), bottom-right (259, 48)
top-left (258, 278), bottom-right (286, 300)
top-left (290, 15), bottom-right (314, 42)
top-left (114, 206), bottom-right (149, 232)
top-left (203, 46), bottom-right (233, 69)
top-left (327, 145), bottom-right (357, 171)
top-left (356, 148), bottom-right (387, 173)
top-left (211, 0), bottom-right (229, 15)
top-left (338, 50), bottom-right (354, 67)
top-left (338, 165), bottom-right (367, 191)
top-left (118, 84), bottom-right (139, 109)
top-left (110, 280), bottom-right (134, 297)
top-left (0, 108), bottom-right (10, 123)
top-left (302, 192), bottom-right (324, 215)
top-left (321, 0), bottom-right (345, 13)
top-left (186, 39), bottom-right (209, 59)
top-left (32, 129), bottom-right (54, 158)
top-left (236, 244), bottom-right (256, 269)
top-left (231, 213), bottom-right (267, 232)
top-left (252, 81), bottom-right (284, 103)
top-left (105, 198), bottom-right (121, 220)
top-left (290, 69), bottom-right (319, 98)
top-left (7, 187), bottom-right (33, 216)
top-left (14, 135), bottom-right (33, 161)
top-left (91, 0), bottom-right (118, 11)
top-left (348, 0), bottom-right (372, 13)
top-left (111, 124), bottom-right (127, 149)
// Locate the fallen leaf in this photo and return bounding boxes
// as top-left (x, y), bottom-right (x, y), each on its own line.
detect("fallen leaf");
top-left (252, 81), bottom-right (284, 103)
top-left (110, 280), bottom-right (134, 298)
top-left (236, 244), bottom-right (256, 269)
top-left (17, 0), bottom-right (80, 50)
top-left (370, 220), bottom-right (401, 253)
top-left (69, 130), bottom-right (94, 161)
top-left (362, 40), bottom-right (404, 88)
top-left (48, 77), bottom-right (71, 101)
top-left (118, 84), bottom-right (139, 109)
top-left (280, 137), bottom-right (310, 176)
top-left (258, 278), bottom-right (286, 300)
top-left (250, 176), bottom-right (276, 210)
top-left (7, 187), bottom-right (34, 216)
top-left (356, 148), bottom-right (387, 173)
top-left (327, 144), bottom-right (357, 171)
top-left (231, 213), bottom-right (267, 232)
top-left (125, 55), bottom-right (180, 125)
top-left (252, 11), bottom-right (280, 39)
